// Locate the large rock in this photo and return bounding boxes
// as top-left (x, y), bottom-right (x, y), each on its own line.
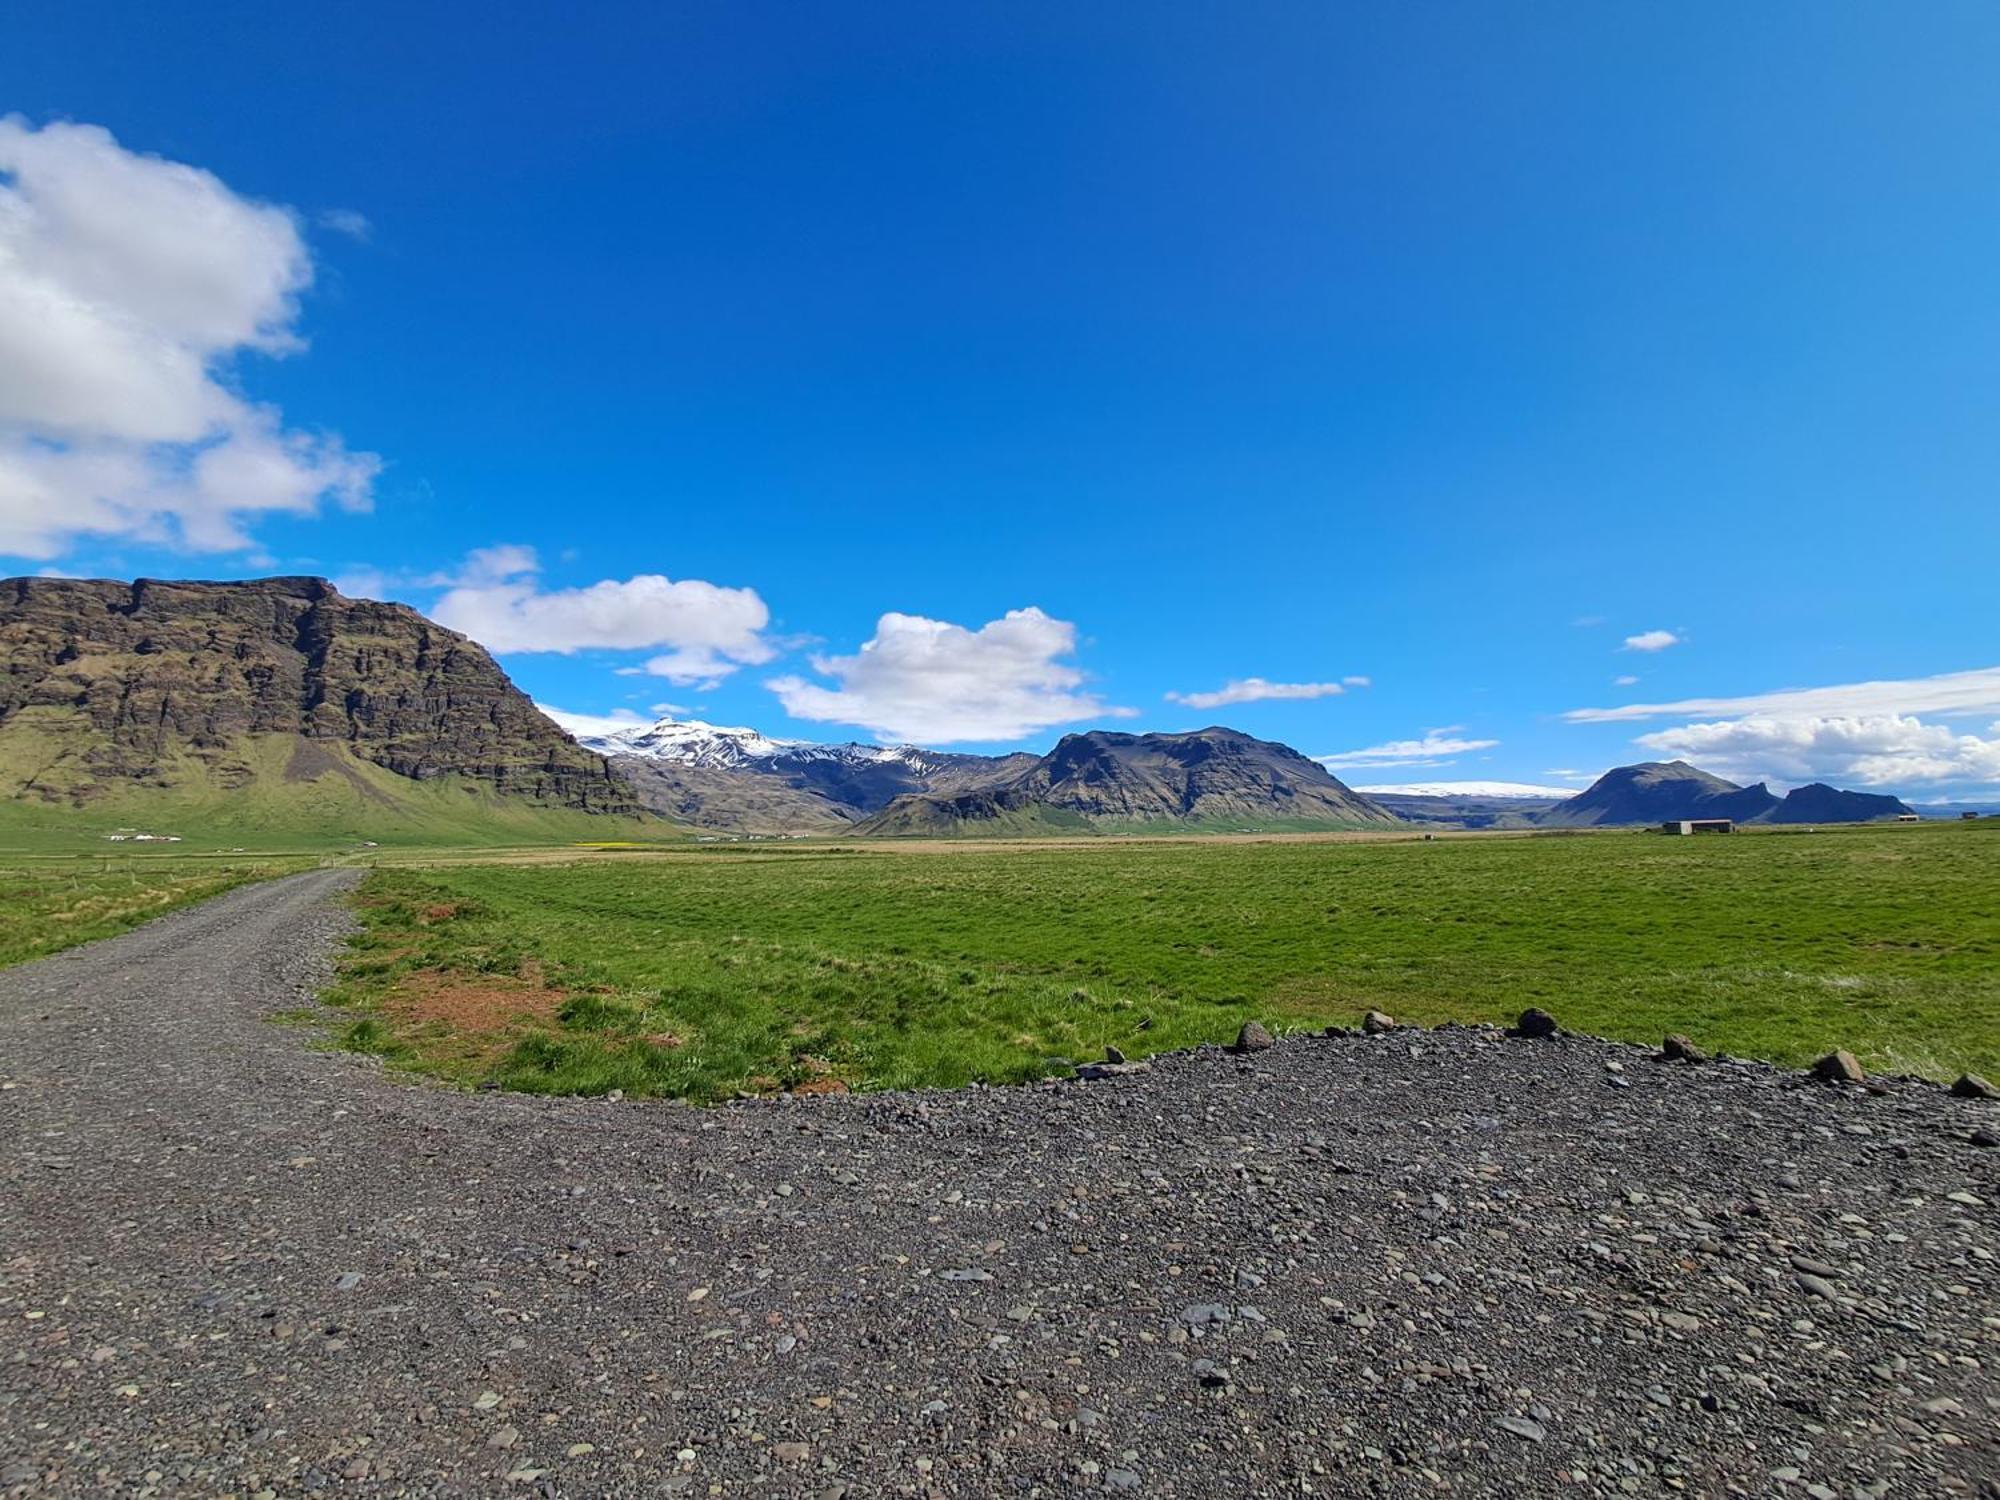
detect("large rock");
top-left (1231, 1021), bottom-right (1276, 1054)
top-left (1660, 1034), bottom-right (1707, 1063)
top-left (1949, 1074), bottom-right (1997, 1100)
top-left (1513, 1008), bottom-right (1560, 1039)
top-left (1810, 1050), bottom-right (1866, 1085)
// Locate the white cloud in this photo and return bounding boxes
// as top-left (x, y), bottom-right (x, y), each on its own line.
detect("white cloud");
top-left (767, 607), bottom-right (1124, 744)
top-left (317, 208), bottom-right (371, 241)
top-left (535, 704), bottom-right (650, 741)
top-left (0, 116), bottom-right (378, 559)
top-left (1166, 676), bottom-right (1360, 710)
top-left (1543, 768), bottom-right (1601, 782)
top-left (428, 545), bottom-right (774, 683)
top-left (1622, 629), bottom-right (1680, 653)
top-left (1565, 665), bottom-right (2000, 724)
top-left (1315, 728), bottom-right (1500, 771)
top-left (1613, 674), bottom-right (1639, 687)
top-left (1635, 714), bottom-right (2000, 788)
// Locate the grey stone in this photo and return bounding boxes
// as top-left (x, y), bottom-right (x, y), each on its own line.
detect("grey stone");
top-left (1231, 1021), bottom-right (1275, 1053)
top-left (1811, 1050), bottom-right (1865, 1084)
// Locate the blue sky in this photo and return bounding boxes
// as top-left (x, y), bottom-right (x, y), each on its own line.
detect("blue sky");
top-left (3, 3), bottom-right (1996, 795)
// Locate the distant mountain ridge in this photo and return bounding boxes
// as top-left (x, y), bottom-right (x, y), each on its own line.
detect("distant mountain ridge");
top-left (573, 714), bottom-right (1035, 834)
top-left (854, 727), bottom-right (1400, 836)
top-left (1539, 761), bottom-right (1913, 827)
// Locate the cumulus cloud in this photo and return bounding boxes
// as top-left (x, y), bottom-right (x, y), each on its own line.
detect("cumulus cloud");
top-left (1165, 676), bottom-right (1366, 710)
top-left (767, 607), bottom-right (1124, 744)
top-left (1565, 665), bottom-right (2000, 724)
top-left (534, 704), bottom-right (650, 741)
top-left (427, 545), bottom-right (774, 683)
top-left (0, 116), bottom-right (379, 559)
top-left (1622, 629), bottom-right (1680, 653)
top-left (1635, 714), bottom-right (2000, 788)
top-left (1314, 728), bottom-right (1500, 771)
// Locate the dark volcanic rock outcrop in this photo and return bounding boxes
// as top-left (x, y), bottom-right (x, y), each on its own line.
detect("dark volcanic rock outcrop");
top-left (0, 575), bottom-right (635, 812)
top-left (857, 726), bottom-right (1400, 835)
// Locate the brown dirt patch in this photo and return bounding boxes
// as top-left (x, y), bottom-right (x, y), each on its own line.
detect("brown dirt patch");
top-left (788, 1076), bottom-right (850, 1096)
top-left (418, 902), bottom-right (462, 924)
top-left (385, 968), bottom-right (564, 1038)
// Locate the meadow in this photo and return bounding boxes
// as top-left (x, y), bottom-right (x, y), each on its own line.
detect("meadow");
top-left (0, 854), bottom-right (300, 968)
top-left (328, 821), bottom-right (2000, 1100)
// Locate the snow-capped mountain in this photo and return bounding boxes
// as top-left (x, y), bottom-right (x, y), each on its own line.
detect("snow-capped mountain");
top-left (573, 716), bottom-right (808, 769)
top-left (571, 715), bottom-right (967, 776)
top-left (1353, 780), bottom-right (1578, 799)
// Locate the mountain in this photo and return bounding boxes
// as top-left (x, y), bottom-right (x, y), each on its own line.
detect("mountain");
top-left (1537, 761), bottom-right (1781, 828)
top-left (854, 727), bottom-right (1401, 836)
top-left (1762, 783), bottom-right (1915, 824)
top-left (1538, 760), bottom-right (1914, 827)
top-left (0, 575), bottom-right (642, 842)
top-left (573, 714), bottom-right (1035, 834)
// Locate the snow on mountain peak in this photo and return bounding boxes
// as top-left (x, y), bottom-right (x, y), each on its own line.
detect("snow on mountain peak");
top-left (1353, 780), bottom-right (1578, 799)
top-left (571, 714), bottom-right (936, 771)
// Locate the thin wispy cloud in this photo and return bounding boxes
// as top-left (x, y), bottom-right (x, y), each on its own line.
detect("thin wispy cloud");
top-left (1315, 728), bottom-right (1499, 771)
top-left (1165, 675), bottom-right (1369, 710)
top-left (317, 207), bottom-right (372, 241)
top-left (1622, 629), bottom-right (1680, 653)
top-left (1564, 665), bottom-right (2000, 724)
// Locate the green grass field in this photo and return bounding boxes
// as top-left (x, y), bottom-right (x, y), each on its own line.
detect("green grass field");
top-left (326, 821), bottom-right (2000, 1100)
top-left (0, 855), bottom-right (302, 967)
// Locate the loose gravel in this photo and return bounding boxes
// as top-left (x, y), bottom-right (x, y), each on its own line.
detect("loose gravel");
top-left (2, 870), bottom-right (1996, 1497)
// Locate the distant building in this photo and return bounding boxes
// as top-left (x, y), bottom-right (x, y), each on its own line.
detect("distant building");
top-left (1660, 818), bottom-right (1734, 835)
top-left (1895, 813), bottom-right (1921, 823)
top-left (1964, 811), bottom-right (1982, 820)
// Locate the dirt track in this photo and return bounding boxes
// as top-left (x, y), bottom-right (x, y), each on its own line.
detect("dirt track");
top-left (2, 870), bottom-right (1996, 1497)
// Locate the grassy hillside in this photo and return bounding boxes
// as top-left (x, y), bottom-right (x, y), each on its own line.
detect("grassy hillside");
top-left (326, 820), bottom-right (1999, 1100)
top-left (0, 731), bottom-right (671, 853)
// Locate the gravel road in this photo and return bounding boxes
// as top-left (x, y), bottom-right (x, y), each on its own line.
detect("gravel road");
top-left (2, 870), bottom-right (1996, 1498)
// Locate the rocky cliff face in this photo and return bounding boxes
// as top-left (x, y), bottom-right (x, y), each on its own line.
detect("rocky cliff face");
top-left (0, 576), bottom-right (635, 813)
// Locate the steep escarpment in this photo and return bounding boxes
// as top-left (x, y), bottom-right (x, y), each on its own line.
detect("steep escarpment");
top-left (0, 575), bottom-right (635, 815)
